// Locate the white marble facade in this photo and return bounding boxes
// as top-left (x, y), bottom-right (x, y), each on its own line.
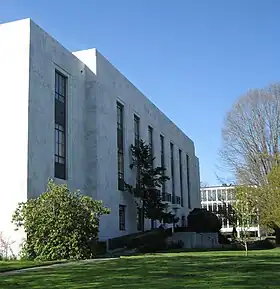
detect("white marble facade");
top-left (0, 18), bottom-right (200, 256)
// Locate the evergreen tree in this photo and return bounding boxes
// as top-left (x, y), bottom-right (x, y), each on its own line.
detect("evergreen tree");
top-left (125, 139), bottom-right (176, 231)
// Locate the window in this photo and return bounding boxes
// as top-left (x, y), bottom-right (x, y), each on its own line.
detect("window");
top-left (207, 190), bottom-right (212, 201)
top-left (222, 218), bottom-right (228, 228)
top-left (160, 135), bottom-right (166, 196)
top-left (217, 189), bottom-right (223, 201)
top-left (210, 190), bottom-right (216, 201)
top-left (179, 149), bottom-right (184, 206)
top-left (134, 115), bottom-right (140, 185)
top-left (186, 154), bottom-right (191, 208)
top-left (134, 115), bottom-right (140, 147)
top-left (137, 207), bottom-right (143, 231)
top-left (213, 203), bottom-right (217, 212)
top-left (201, 190), bottom-right (207, 201)
top-left (227, 189), bottom-right (233, 201)
top-left (170, 143), bottom-right (175, 204)
top-left (55, 70), bottom-right (67, 180)
top-left (217, 203), bottom-right (223, 213)
top-left (148, 126), bottom-right (153, 167)
top-left (119, 205), bottom-right (126, 231)
top-left (117, 103), bottom-right (124, 190)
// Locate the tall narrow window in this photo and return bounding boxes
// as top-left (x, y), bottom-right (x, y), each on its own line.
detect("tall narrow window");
top-left (134, 115), bottom-right (140, 147)
top-left (170, 143), bottom-right (175, 204)
top-left (186, 154), bottom-right (191, 209)
top-left (148, 126), bottom-right (153, 167)
top-left (134, 115), bottom-right (140, 185)
top-left (117, 103), bottom-right (124, 190)
top-left (179, 149), bottom-right (184, 207)
top-left (119, 205), bottom-right (126, 231)
top-left (137, 207), bottom-right (143, 231)
top-left (160, 135), bottom-right (166, 200)
top-left (55, 70), bottom-right (67, 180)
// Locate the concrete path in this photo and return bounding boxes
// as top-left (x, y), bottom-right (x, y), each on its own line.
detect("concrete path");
top-left (0, 257), bottom-right (119, 276)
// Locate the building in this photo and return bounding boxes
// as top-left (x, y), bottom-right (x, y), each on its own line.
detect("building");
top-left (200, 185), bottom-right (260, 238)
top-left (0, 18), bottom-right (200, 256)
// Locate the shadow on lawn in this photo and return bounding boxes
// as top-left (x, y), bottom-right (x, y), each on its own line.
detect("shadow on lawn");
top-left (1, 253), bottom-right (280, 289)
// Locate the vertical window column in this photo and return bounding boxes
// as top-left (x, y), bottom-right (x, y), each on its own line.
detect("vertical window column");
top-left (170, 143), bottom-right (175, 204)
top-left (117, 103), bottom-right (124, 191)
top-left (148, 126), bottom-right (153, 167)
top-left (134, 115), bottom-right (140, 147)
top-left (179, 149), bottom-right (183, 206)
top-left (186, 154), bottom-right (191, 209)
top-left (119, 205), bottom-right (126, 231)
top-left (137, 207), bottom-right (143, 231)
top-left (160, 135), bottom-right (166, 201)
top-left (134, 115), bottom-right (140, 186)
top-left (54, 70), bottom-right (67, 180)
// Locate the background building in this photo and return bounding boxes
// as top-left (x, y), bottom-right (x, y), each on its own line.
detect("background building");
top-left (0, 18), bottom-right (200, 256)
top-left (200, 185), bottom-right (260, 238)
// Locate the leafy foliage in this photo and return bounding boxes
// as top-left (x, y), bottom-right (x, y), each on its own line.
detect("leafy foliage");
top-left (255, 165), bottom-right (280, 229)
top-left (12, 180), bottom-right (110, 261)
top-left (187, 208), bottom-right (222, 233)
top-left (233, 186), bottom-right (257, 255)
top-left (251, 165), bottom-right (280, 242)
top-left (125, 139), bottom-right (176, 230)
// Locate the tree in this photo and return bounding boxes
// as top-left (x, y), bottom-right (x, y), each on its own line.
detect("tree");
top-left (232, 186), bottom-right (257, 256)
top-left (187, 208), bottom-right (222, 233)
top-left (12, 180), bottom-right (110, 260)
top-left (125, 139), bottom-right (175, 231)
top-left (219, 202), bottom-right (238, 239)
top-left (253, 165), bottom-right (280, 242)
top-left (220, 84), bottom-right (280, 186)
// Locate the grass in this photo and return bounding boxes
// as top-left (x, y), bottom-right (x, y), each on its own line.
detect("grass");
top-left (0, 260), bottom-right (65, 273)
top-left (1, 249), bottom-right (280, 288)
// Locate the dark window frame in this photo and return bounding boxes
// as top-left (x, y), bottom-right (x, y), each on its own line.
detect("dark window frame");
top-left (137, 207), bottom-right (144, 231)
top-left (54, 70), bottom-right (67, 180)
top-left (134, 115), bottom-right (140, 147)
top-left (148, 126), bottom-right (154, 167)
top-left (186, 154), bottom-right (191, 209)
top-left (134, 115), bottom-right (140, 186)
top-left (119, 205), bottom-right (126, 231)
top-left (170, 143), bottom-right (175, 204)
top-left (117, 102), bottom-right (125, 191)
top-left (179, 149), bottom-right (184, 207)
top-left (160, 135), bottom-right (166, 197)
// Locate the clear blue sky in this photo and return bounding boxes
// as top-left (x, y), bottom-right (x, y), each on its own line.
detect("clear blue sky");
top-left (2, 0), bottom-right (280, 185)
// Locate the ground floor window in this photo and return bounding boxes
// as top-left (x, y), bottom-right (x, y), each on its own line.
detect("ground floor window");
top-left (119, 205), bottom-right (126, 231)
top-left (137, 207), bottom-right (144, 231)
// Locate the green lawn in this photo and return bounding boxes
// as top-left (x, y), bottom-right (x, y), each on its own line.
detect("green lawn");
top-left (1, 250), bottom-right (280, 288)
top-left (0, 260), bottom-right (65, 273)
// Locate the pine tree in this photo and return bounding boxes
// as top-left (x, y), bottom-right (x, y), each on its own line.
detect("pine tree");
top-left (125, 139), bottom-right (175, 231)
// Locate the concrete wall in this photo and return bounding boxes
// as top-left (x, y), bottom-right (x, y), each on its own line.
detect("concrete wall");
top-left (28, 20), bottom-right (90, 198)
top-left (74, 49), bottom-right (201, 239)
top-left (0, 18), bottom-right (201, 254)
top-left (0, 19), bottom-right (31, 256)
top-left (168, 232), bottom-right (221, 249)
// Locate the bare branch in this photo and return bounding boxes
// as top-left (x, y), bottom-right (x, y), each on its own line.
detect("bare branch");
top-left (219, 84), bottom-right (280, 185)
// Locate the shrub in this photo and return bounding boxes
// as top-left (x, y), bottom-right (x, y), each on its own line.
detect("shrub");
top-left (12, 180), bottom-right (110, 260)
top-left (250, 238), bottom-right (276, 250)
top-left (187, 208), bottom-right (222, 233)
top-left (95, 241), bottom-right (107, 255)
